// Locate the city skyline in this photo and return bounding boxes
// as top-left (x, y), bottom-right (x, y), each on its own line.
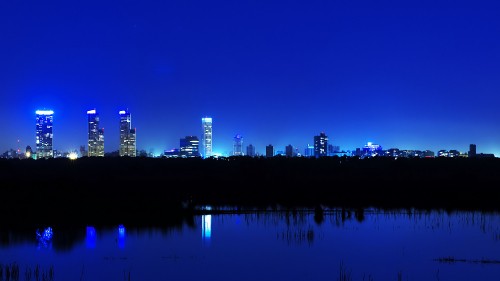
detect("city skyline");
top-left (1, 1), bottom-right (500, 156)
top-left (10, 108), bottom-right (495, 158)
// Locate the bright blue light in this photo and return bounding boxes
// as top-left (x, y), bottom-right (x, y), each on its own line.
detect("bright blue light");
top-left (118, 224), bottom-right (126, 249)
top-left (36, 226), bottom-right (53, 249)
top-left (35, 110), bottom-right (54, 115)
top-left (118, 224), bottom-right (125, 236)
top-left (202, 215), bottom-right (211, 241)
top-left (86, 226), bottom-right (96, 248)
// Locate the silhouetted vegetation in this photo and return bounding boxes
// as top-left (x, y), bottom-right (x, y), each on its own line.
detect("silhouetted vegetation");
top-left (1, 156), bottom-right (499, 225)
top-left (0, 263), bottom-right (53, 281)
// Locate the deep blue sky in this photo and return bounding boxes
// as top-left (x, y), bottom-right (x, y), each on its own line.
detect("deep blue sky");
top-left (1, 0), bottom-right (499, 156)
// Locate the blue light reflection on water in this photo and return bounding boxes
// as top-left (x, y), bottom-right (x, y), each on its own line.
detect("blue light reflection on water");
top-left (36, 226), bottom-right (53, 249)
top-left (118, 224), bottom-right (126, 249)
top-left (86, 226), bottom-right (96, 249)
top-left (0, 210), bottom-right (499, 281)
top-left (202, 214), bottom-right (212, 244)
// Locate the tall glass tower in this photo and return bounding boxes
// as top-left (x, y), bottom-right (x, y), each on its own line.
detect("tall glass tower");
top-left (35, 110), bottom-right (54, 159)
top-left (201, 117), bottom-right (213, 158)
top-left (119, 110), bottom-right (136, 157)
top-left (87, 109), bottom-right (104, 157)
top-left (233, 134), bottom-right (243, 156)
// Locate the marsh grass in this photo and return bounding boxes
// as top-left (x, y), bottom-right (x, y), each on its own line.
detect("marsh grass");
top-left (0, 263), bottom-right (53, 281)
top-left (435, 256), bottom-right (500, 264)
top-left (338, 261), bottom-right (352, 281)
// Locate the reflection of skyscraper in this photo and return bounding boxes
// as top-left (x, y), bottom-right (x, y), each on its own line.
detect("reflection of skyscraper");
top-left (87, 109), bottom-right (104, 157)
top-left (119, 110), bottom-right (136, 157)
top-left (86, 226), bottom-right (96, 249)
top-left (202, 214), bottom-right (211, 244)
top-left (202, 117), bottom-right (213, 158)
top-left (233, 134), bottom-right (243, 156)
top-left (117, 224), bottom-right (126, 249)
top-left (35, 110), bottom-right (54, 159)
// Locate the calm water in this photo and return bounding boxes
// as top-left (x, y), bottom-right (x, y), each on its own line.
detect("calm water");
top-left (1, 209), bottom-right (500, 281)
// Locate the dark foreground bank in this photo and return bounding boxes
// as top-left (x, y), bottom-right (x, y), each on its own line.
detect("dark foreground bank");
top-left (1, 156), bottom-right (499, 226)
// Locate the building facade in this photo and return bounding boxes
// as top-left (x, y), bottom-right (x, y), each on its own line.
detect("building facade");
top-left (285, 144), bottom-right (294, 157)
top-left (35, 110), bottom-right (54, 159)
top-left (265, 144), bottom-right (274, 157)
top-left (233, 134), bottom-right (243, 156)
top-left (119, 110), bottom-right (136, 157)
top-left (469, 144), bottom-right (477, 158)
top-left (313, 132), bottom-right (328, 158)
top-left (180, 136), bottom-right (200, 157)
top-left (246, 144), bottom-right (256, 157)
top-left (87, 109), bottom-right (104, 157)
top-left (202, 117), bottom-right (213, 158)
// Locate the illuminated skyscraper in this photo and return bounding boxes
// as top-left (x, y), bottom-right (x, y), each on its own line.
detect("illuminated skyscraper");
top-left (233, 134), bottom-right (243, 156)
top-left (314, 132), bottom-right (328, 158)
top-left (201, 117), bottom-right (213, 158)
top-left (87, 109), bottom-right (104, 157)
top-left (35, 110), bottom-right (54, 159)
top-left (119, 110), bottom-right (136, 157)
top-left (180, 136), bottom-right (200, 157)
top-left (304, 144), bottom-right (314, 157)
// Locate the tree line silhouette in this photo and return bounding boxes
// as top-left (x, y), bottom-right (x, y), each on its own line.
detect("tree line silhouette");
top-left (1, 156), bottom-right (499, 226)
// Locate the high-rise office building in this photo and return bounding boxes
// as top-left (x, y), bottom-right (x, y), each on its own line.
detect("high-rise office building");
top-left (35, 110), bottom-right (54, 159)
top-left (246, 144), bottom-right (256, 157)
top-left (233, 134), bottom-right (243, 156)
top-left (180, 136), bottom-right (200, 157)
top-left (202, 117), bottom-right (213, 158)
top-left (285, 144), bottom-right (294, 157)
top-left (266, 144), bottom-right (274, 157)
top-left (469, 144), bottom-right (477, 158)
top-left (304, 144), bottom-right (314, 157)
top-left (119, 110), bottom-right (136, 157)
top-left (314, 132), bottom-right (328, 158)
top-left (87, 109), bottom-right (104, 157)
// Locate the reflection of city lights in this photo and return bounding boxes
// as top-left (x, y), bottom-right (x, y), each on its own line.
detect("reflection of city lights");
top-left (118, 224), bottom-right (126, 249)
top-left (36, 227), bottom-right (53, 249)
top-left (86, 226), bottom-right (96, 248)
top-left (118, 224), bottom-right (125, 236)
top-left (202, 215), bottom-right (211, 240)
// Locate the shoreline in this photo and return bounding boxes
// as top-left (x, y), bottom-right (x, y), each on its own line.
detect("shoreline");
top-left (1, 156), bottom-right (499, 225)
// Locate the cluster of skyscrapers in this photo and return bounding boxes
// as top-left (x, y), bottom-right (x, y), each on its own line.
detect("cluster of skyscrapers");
top-left (30, 109), bottom-right (492, 160)
top-left (34, 109), bottom-right (137, 159)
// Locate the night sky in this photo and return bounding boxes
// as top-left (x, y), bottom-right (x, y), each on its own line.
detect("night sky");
top-left (1, 0), bottom-right (499, 156)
